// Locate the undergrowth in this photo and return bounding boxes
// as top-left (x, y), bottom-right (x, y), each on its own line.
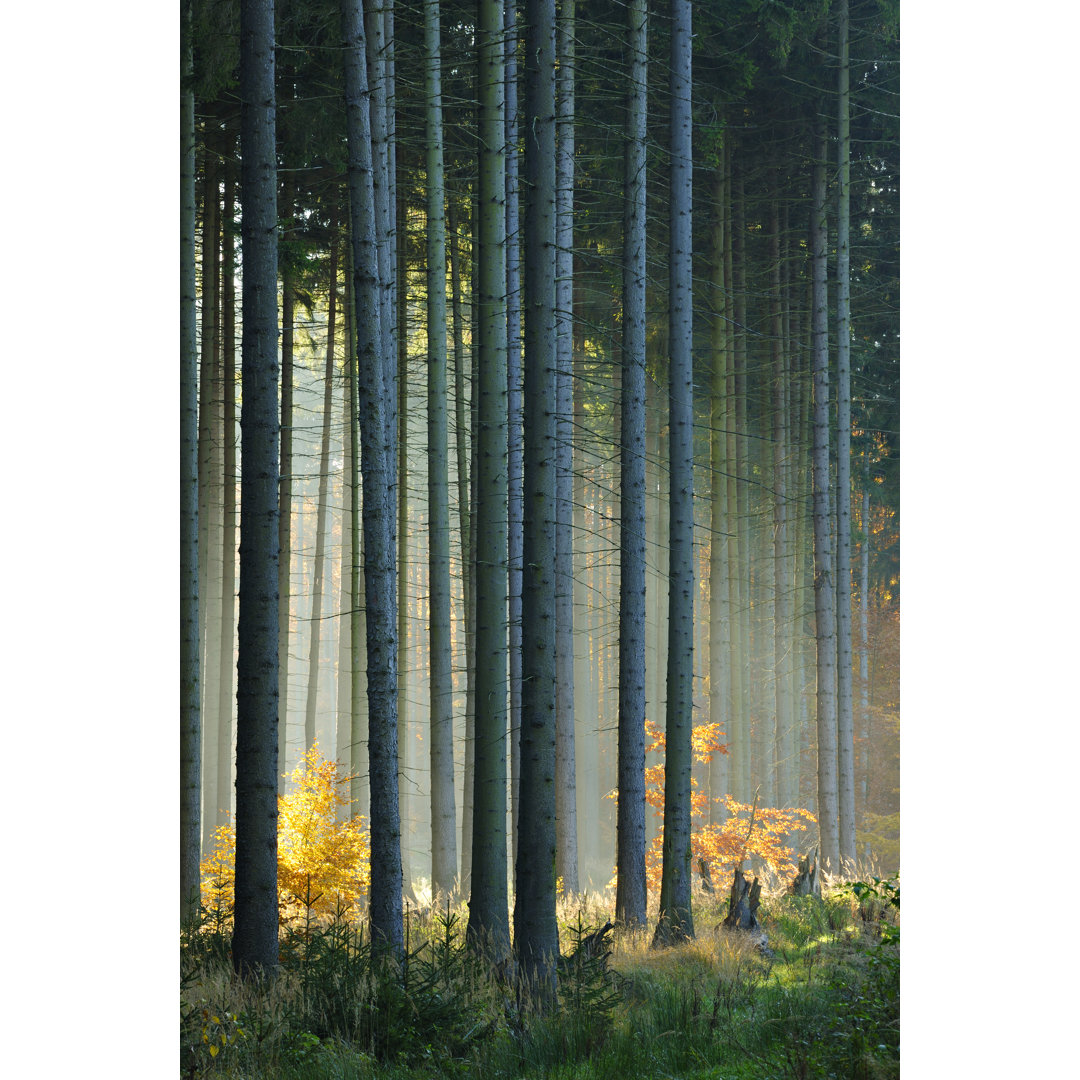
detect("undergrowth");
top-left (180, 874), bottom-right (898, 1079)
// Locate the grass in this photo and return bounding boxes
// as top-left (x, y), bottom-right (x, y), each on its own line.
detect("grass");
top-left (181, 872), bottom-right (898, 1079)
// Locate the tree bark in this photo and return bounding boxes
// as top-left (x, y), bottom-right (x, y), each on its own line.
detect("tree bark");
top-left (516, 0), bottom-right (561, 998)
top-left (233, 0), bottom-right (280, 978)
top-left (278, 176), bottom-right (295, 797)
top-left (180, 0), bottom-right (201, 922)
top-left (615, 0), bottom-right (648, 932)
top-left (467, 0), bottom-right (510, 958)
top-left (424, 0), bottom-right (457, 900)
top-left (653, 0), bottom-right (695, 948)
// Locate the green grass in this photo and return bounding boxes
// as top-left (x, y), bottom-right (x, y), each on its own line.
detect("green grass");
top-left (181, 877), bottom-right (898, 1079)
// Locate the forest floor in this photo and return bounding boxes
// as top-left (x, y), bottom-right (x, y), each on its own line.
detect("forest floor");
top-left (181, 875), bottom-right (899, 1079)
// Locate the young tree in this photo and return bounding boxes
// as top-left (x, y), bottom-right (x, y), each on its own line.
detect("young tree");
top-left (653, 0), bottom-right (695, 948)
top-left (615, 0), bottom-right (648, 932)
top-left (515, 0), bottom-right (561, 996)
top-left (181, 0), bottom-right (201, 923)
top-left (232, 0), bottom-right (280, 978)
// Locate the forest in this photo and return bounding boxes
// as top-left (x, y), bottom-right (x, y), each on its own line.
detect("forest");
top-left (180, 0), bottom-right (899, 1075)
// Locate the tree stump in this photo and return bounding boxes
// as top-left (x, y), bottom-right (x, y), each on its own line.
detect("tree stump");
top-left (698, 858), bottom-right (714, 894)
top-left (789, 850), bottom-right (821, 898)
top-left (723, 867), bottom-right (762, 931)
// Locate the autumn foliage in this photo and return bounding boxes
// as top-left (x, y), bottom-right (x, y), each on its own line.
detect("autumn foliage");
top-left (630, 720), bottom-right (816, 892)
top-left (200, 745), bottom-right (370, 925)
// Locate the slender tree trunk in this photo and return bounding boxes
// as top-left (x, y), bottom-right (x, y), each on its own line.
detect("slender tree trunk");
top-left (233, 0), bottom-right (279, 978)
top-left (505, 0), bottom-right (524, 873)
top-left (180, 0), bottom-right (201, 921)
top-left (654, 0), bottom-right (695, 947)
top-left (278, 178), bottom-right (295, 796)
top-left (554, 0), bottom-right (578, 897)
top-left (344, 0), bottom-right (402, 953)
top-left (218, 165), bottom-right (237, 825)
top-left (516, 0), bottom-right (560, 996)
top-left (337, 283), bottom-right (353, 815)
top-left (424, 0), bottom-right (457, 899)
top-left (859, 453), bottom-right (871, 836)
top-left (811, 117), bottom-right (839, 871)
top-left (304, 231), bottom-right (339, 752)
top-left (836, 0), bottom-right (857, 867)
top-left (468, 0), bottom-right (510, 956)
top-left (615, 0), bottom-right (648, 931)
top-left (708, 145), bottom-right (731, 829)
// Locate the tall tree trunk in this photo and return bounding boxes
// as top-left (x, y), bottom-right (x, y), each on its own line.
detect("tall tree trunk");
top-left (424, 0), bottom-right (457, 899)
top-left (516, 0), bottom-right (560, 997)
top-left (278, 177), bottom-right (295, 796)
top-left (336, 280), bottom-right (354, 816)
top-left (180, 0), bottom-right (201, 921)
top-left (654, 0), bottom-right (695, 947)
top-left (708, 144), bottom-right (731, 829)
top-left (218, 165), bottom-right (237, 825)
top-left (835, 0), bottom-right (857, 867)
top-left (199, 143), bottom-right (222, 853)
top-left (770, 194), bottom-right (792, 808)
top-left (304, 231), bottom-right (339, 752)
top-left (554, 0), bottom-right (578, 897)
top-left (468, 0), bottom-right (510, 957)
top-left (859, 452), bottom-right (871, 839)
top-left (233, 0), bottom-right (280, 978)
top-left (615, 0), bottom-right (648, 931)
top-left (811, 117), bottom-right (839, 871)
top-left (344, 0), bottom-right (402, 954)
top-left (505, 0), bottom-right (524, 873)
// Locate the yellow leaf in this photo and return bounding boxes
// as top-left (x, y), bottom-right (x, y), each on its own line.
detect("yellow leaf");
top-left (209, 1045), bottom-right (219, 1058)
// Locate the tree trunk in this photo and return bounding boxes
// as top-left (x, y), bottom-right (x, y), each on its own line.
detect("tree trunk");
top-left (180, 0), bottom-right (201, 922)
top-left (467, 0), bottom-right (510, 958)
top-left (811, 116), bottom-right (840, 872)
top-left (653, 0), bottom-right (695, 948)
top-left (344, 0), bottom-right (402, 954)
top-left (515, 0), bottom-right (561, 997)
top-left (232, 0), bottom-right (280, 978)
top-left (424, 0), bottom-right (457, 900)
top-left (614, 0), bottom-right (648, 932)
top-left (835, 0), bottom-right (857, 867)
top-left (304, 230), bottom-right (338, 752)
top-left (278, 177), bottom-right (295, 797)
top-left (554, 0), bottom-right (578, 898)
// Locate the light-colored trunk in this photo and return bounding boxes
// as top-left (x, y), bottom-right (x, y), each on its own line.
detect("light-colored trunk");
top-left (304, 232), bottom-right (338, 752)
top-left (615, 0), bottom-right (648, 930)
top-left (811, 118), bottom-right (839, 871)
top-left (424, 0), bottom-right (457, 899)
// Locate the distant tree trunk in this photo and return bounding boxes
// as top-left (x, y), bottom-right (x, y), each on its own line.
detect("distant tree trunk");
top-left (180, 0), bottom-right (201, 921)
top-left (304, 230), bottom-right (338, 752)
top-left (232, 0), bottom-right (279, 979)
top-left (770, 194), bottom-right (792, 808)
top-left (505, 0), bottom-right (524, 872)
top-left (859, 455), bottom-right (871, 834)
top-left (468, 0), bottom-right (510, 957)
top-left (344, 0), bottom-right (402, 953)
top-left (615, 0), bottom-right (648, 932)
top-left (516, 0), bottom-right (561, 997)
top-left (278, 177), bottom-right (295, 796)
top-left (218, 165), bottom-right (238, 825)
top-left (835, 0), bottom-right (857, 867)
top-left (425, 0), bottom-right (457, 899)
top-left (811, 117), bottom-right (839, 872)
top-left (554, 0), bottom-right (578, 897)
top-left (653, 0), bottom-right (695, 948)
top-left (448, 193), bottom-right (474, 894)
top-left (708, 144), bottom-right (731, 829)
top-left (336, 282), bottom-right (353, 815)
